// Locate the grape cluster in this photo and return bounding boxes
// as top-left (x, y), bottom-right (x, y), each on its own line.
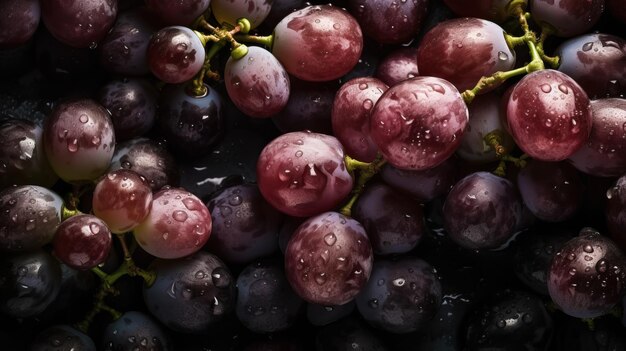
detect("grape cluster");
top-left (1, 0), bottom-right (626, 350)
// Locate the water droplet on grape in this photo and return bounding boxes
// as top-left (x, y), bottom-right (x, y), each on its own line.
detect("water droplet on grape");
top-left (558, 84), bottom-right (569, 94)
top-left (498, 51), bottom-right (509, 61)
top-left (358, 83), bottom-right (368, 90)
top-left (540, 84), bottom-right (552, 93)
top-left (67, 139), bottom-right (79, 152)
top-left (368, 298), bottom-right (379, 308)
top-left (324, 233), bottom-right (337, 246)
top-left (582, 42), bottom-right (594, 51)
top-left (79, 114), bottom-right (89, 123)
top-left (597, 259), bottom-right (608, 272)
top-left (393, 278), bottom-right (406, 286)
top-left (583, 245), bottom-right (594, 253)
top-left (172, 210), bottom-right (188, 222)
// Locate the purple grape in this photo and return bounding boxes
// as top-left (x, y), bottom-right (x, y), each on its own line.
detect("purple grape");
top-left (375, 47), bottom-right (419, 87)
top-left (556, 33), bottom-right (626, 99)
top-left (102, 311), bottom-right (171, 351)
top-left (0, 0), bottom-right (40, 49)
top-left (212, 0), bottom-right (273, 29)
top-left (380, 157), bottom-right (458, 202)
top-left (147, 26), bottom-right (206, 84)
top-left (355, 257), bottom-right (442, 333)
top-left (99, 8), bottom-right (158, 75)
top-left (548, 228), bottom-right (626, 318)
top-left (331, 77), bottom-right (387, 163)
top-left (42, 98), bottom-right (116, 183)
top-left (52, 214), bottom-right (112, 270)
top-left (284, 211), bottom-right (373, 305)
top-left (417, 17), bottom-right (516, 92)
top-left (530, 0), bottom-right (605, 37)
top-left (606, 175), bottom-right (626, 251)
top-left (348, 0), bottom-right (429, 44)
top-left (272, 5), bottom-right (363, 82)
top-left (442, 0), bottom-right (517, 22)
top-left (369, 76), bottom-right (469, 170)
top-left (146, 0), bottom-right (211, 26)
top-left (224, 46), bottom-right (291, 118)
top-left (40, 0), bottom-right (118, 48)
top-left (31, 325), bottom-right (96, 351)
top-left (443, 172), bottom-right (522, 250)
top-left (98, 78), bottom-right (158, 142)
top-left (506, 69), bottom-right (592, 161)
top-left (256, 131), bottom-right (353, 217)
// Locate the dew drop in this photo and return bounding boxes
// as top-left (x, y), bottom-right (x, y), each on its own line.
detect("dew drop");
top-left (496, 319), bottom-right (506, 328)
top-left (89, 223), bottom-right (100, 234)
top-left (582, 42), bottom-right (594, 51)
top-left (368, 298), bottom-right (379, 308)
top-left (498, 51), bottom-right (509, 61)
top-left (324, 233), bottom-right (337, 246)
top-left (79, 114), bottom-right (89, 123)
top-left (315, 272), bottom-right (327, 285)
top-left (540, 84), bottom-right (552, 93)
top-left (358, 83), bottom-right (368, 90)
top-left (558, 84), bottom-right (569, 94)
top-left (597, 259), bottom-right (608, 272)
top-left (173, 210), bottom-right (188, 222)
top-left (583, 245), bottom-right (594, 253)
top-left (67, 139), bottom-right (79, 152)
top-left (362, 99), bottom-right (373, 110)
top-left (569, 268), bottom-right (577, 276)
top-left (295, 150), bottom-right (303, 157)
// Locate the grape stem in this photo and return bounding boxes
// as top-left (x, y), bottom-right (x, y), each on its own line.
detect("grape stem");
top-left (536, 29), bottom-right (560, 68)
top-left (339, 154), bottom-right (387, 217)
top-left (233, 34), bottom-right (274, 49)
top-left (484, 130), bottom-right (528, 176)
top-left (75, 282), bottom-right (121, 333)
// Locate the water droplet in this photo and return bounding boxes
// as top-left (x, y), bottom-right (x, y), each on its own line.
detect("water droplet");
top-left (324, 233), bottom-right (337, 246)
top-left (540, 84), bottom-right (552, 93)
top-left (368, 298), bottom-right (379, 308)
top-left (362, 99), bottom-right (373, 110)
top-left (173, 210), bottom-right (188, 222)
top-left (569, 268), bottom-right (577, 276)
top-left (89, 223), bottom-right (100, 234)
top-left (393, 278), bottom-right (406, 287)
top-left (567, 253), bottom-right (576, 261)
top-left (358, 83), bottom-right (368, 90)
top-left (333, 23), bottom-right (340, 30)
top-left (162, 232), bottom-right (169, 240)
top-left (79, 114), bottom-right (89, 123)
top-left (558, 84), bottom-right (569, 94)
top-left (597, 259), bottom-right (608, 272)
top-left (315, 273), bottom-right (327, 285)
top-left (582, 42), bottom-right (594, 51)
top-left (67, 139), bottom-right (79, 152)
top-left (496, 319), bottom-right (506, 328)
top-left (498, 51), bottom-right (509, 61)
top-left (229, 195), bottom-right (242, 206)
top-left (583, 245), bottom-right (594, 253)
top-left (195, 270), bottom-right (206, 279)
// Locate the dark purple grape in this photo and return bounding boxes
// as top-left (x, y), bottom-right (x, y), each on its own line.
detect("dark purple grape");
top-left (556, 33), bottom-right (626, 99)
top-left (235, 259), bottom-right (303, 333)
top-left (506, 69), bottom-right (592, 161)
top-left (530, 0), bottom-right (605, 37)
top-left (284, 211), bottom-right (373, 305)
top-left (416, 17), bottom-right (516, 92)
top-left (443, 172), bottom-right (522, 250)
top-left (206, 184), bottom-right (283, 264)
top-left (569, 98), bottom-right (626, 177)
top-left (272, 5), bottom-right (363, 82)
top-left (0, 185), bottom-right (63, 252)
top-left (224, 46), bottom-right (290, 118)
top-left (464, 290), bottom-right (553, 350)
top-left (0, 0), bottom-right (40, 49)
top-left (331, 77), bottom-right (387, 163)
top-left (43, 98), bottom-right (116, 183)
top-left (102, 311), bottom-right (172, 351)
top-left (517, 160), bottom-right (583, 222)
top-left (605, 175), bottom-right (626, 251)
top-left (92, 169), bottom-right (153, 234)
top-left (157, 83), bottom-right (225, 158)
top-left (143, 251), bottom-right (236, 333)
top-left (0, 119), bottom-right (58, 189)
top-left (442, 0), bottom-right (517, 22)
top-left (315, 318), bottom-right (390, 351)
top-left (355, 256), bottom-right (441, 333)
top-left (98, 78), bottom-right (158, 142)
top-left (99, 8), bottom-right (158, 75)
top-left (146, 0), bottom-right (210, 26)
top-left (380, 157), bottom-right (457, 202)
top-left (52, 214), bottom-right (112, 270)
top-left (109, 137), bottom-right (180, 191)
top-left (306, 300), bottom-right (355, 326)
top-left (212, 0), bottom-right (272, 29)
top-left (348, 0), bottom-right (429, 44)
top-left (352, 182), bottom-right (426, 255)
top-left (31, 325), bottom-right (96, 351)
top-left (0, 250), bottom-right (61, 318)
top-left (374, 47), bottom-right (419, 87)
top-left (147, 26), bottom-right (206, 84)
top-left (548, 228), bottom-right (626, 318)
top-left (40, 0), bottom-right (118, 48)
top-left (133, 187), bottom-right (211, 259)
top-left (271, 78), bottom-right (337, 134)
top-left (369, 76), bottom-right (469, 170)
top-left (256, 131), bottom-right (353, 217)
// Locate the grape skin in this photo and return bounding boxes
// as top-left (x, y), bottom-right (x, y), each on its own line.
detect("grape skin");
top-left (530, 0), bottom-right (605, 37)
top-left (212, 0), bottom-right (273, 29)
top-left (0, 0), bottom-right (40, 49)
top-left (52, 214), bottom-right (112, 270)
top-left (101, 311), bottom-right (171, 351)
top-left (375, 47), bottom-right (419, 87)
top-left (442, 0), bottom-right (515, 22)
top-left (146, 0), bottom-right (211, 26)
top-left (380, 157), bottom-right (458, 202)
top-left (147, 26), bottom-right (206, 84)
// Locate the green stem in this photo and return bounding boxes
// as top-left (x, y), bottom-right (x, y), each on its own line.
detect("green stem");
top-left (233, 34), bottom-right (274, 48)
top-left (339, 154), bottom-right (387, 217)
top-left (504, 33), bottom-right (527, 48)
top-left (61, 204), bottom-right (82, 221)
top-left (462, 65), bottom-right (529, 104)
top-left (536, 29), bottom-right (560, 68)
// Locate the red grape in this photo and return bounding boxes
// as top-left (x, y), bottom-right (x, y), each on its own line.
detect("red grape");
top-left (380, 157), bottom-right (458, 202)
top-left (212, 0), bottom-right (272, 29)
top-left (52, 214), bottom-right (112, 270)
top-left (348, 0), bottom-right (429, 44)
top-left (375, 47), bottom-right (419, 87)
top-left (147, 26), bottom-right (206, 84)
top-left (530, 0), bottom-right (604, 37)
top-left (0, 0), bottom-right (40, 49)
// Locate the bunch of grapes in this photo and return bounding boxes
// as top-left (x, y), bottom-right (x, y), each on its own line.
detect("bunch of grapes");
top-left (1, 0), bottom-right (626, 349)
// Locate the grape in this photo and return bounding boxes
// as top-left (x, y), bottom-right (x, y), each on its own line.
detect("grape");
top-left (348, 0), bottom-right (429, 44)
top-left (284, 211), bottom-right (373, 305)
top-left (133, 188), bottom-right (211, 259)
top-left (506, 69), bottom-right (592, 161)
top-left (0, 250), bottom-right (61, 318)
top-left (224, 46), bottom-right (291, 118)
top-left (0, 0), bottom-right (40, 49)
top-left (52, 214), bottom-right (112, 270)
top-left (147, 26), bottom-right (206, 84)
top-left (369, 76), bottom-right (469, 170)
top-left (92, 169), bottom-right (153, 234)
top-left (42, 98), bottom-right (116, 183)
top-left (331, 77), bottom-right (387, 163)
top-left (530, 0), bottom-right (604, 37)
top-left (40, 0), bottom-right (118, 48)
top-left (442, 0), bottom-right (517, 22)
top-left (235, 259), bottom-right (303, 333)
top-left (261, 0), bottom-right (307, 31)
top-left (146, 0), bottom-right (211, 26)
top-left (306, 300), bottom-right (355, 326)
top-left (256, 131), bottom-right (354, 217)
top-left (206, 184), bottom-right (283, 264)
top-left (556, 33), bottom-right (626, 99)
top-left (143, 251), bottom-right (235, 333)
top-left (272, 5), bottom-right (363, 82)
top-left (548, 228), bottom-right (626, 318)
top-left (101, 311), bottom-right (172, 351)
top-left (355, 257), bottom-right (442, 333)
top-left (156, 83), bottom-right (225, 157)
top-left (109, 138), bottom-right (180, 191)
top-left (99, 8), bottom-right (158, 75)
top-left (212, 0), bottom-right (272, 29)
top-left (443, 172), bottom-right (522, 250)
top-left (0, 185), bottom-right (63, 252)
top-left (374, 47), bottom-right (419, 87)
top-left (606, 175), bottom-right (626, 251)
top-left (0, 119), bottom-right (58, 189)
top-left (517, 160), bottom-right (583, 222)
top-left (416, 17), bottom-right (516, 92)
top-left (352, 182), bottom-right (426, 255)
top-left (380, 157), bottom-right (458, 202)
top-left (98, 78), bottom-right (158, 142)
top-left (30, 325), bottom-right (96, 351)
